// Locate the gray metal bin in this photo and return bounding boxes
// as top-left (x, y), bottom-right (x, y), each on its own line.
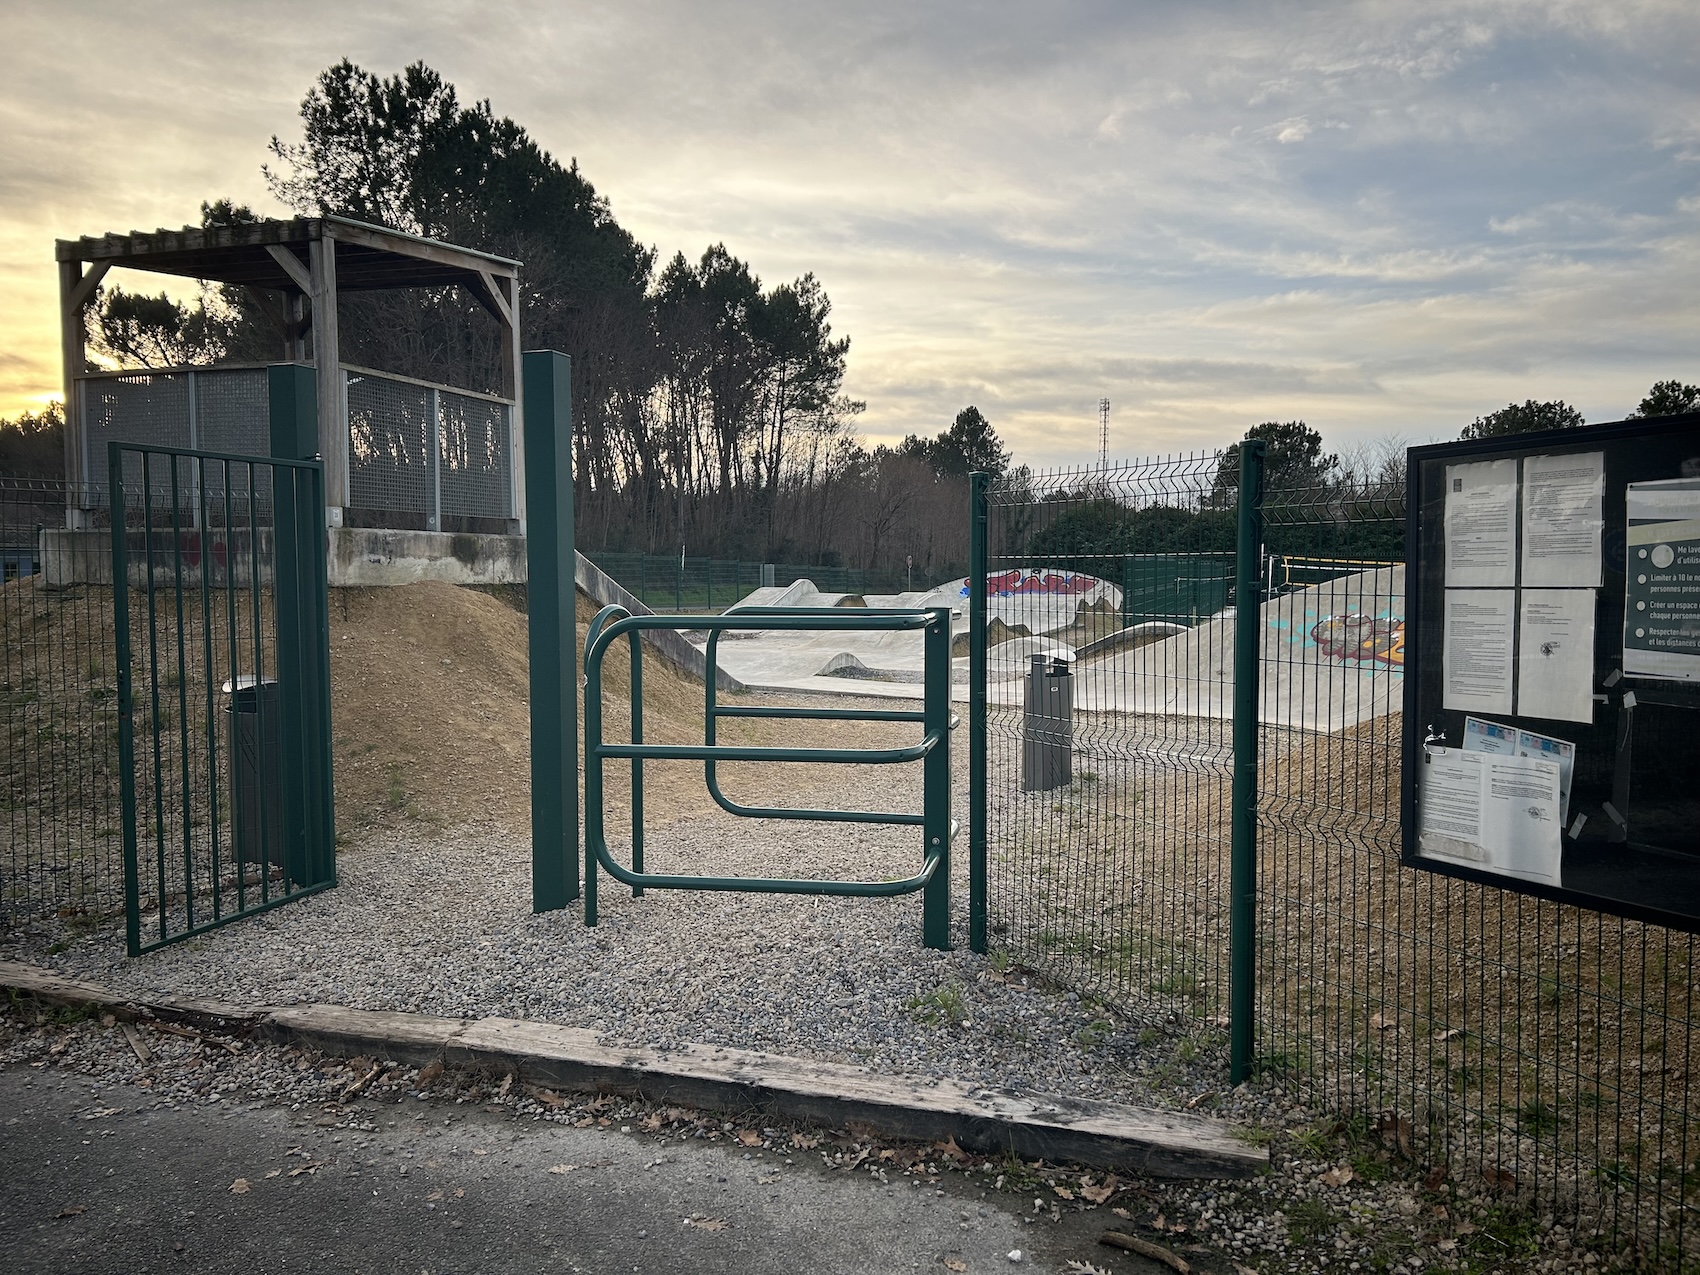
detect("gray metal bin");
top-left (224, 676), bottom-right (284, 876)
top-left (1021, 655), bottom-right (1073, 792)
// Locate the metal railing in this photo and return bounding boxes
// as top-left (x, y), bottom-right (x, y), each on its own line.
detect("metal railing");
top-left (73, 363), bottom-right (515, 529)
top-left (580, 604), bottom-right (964, 949)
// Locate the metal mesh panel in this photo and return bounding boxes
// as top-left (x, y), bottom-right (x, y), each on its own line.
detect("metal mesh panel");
top-left (194, 367), bottom-right (269, 460)
top-left (346, 371), bottom-right (431, 516)
top-left (83, 373), bottom-right (191, 503)
top-left (439, 391), bottom-right (511, 520)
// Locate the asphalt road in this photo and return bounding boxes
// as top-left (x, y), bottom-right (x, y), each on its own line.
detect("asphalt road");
top-left (0, 1069), bottom-right (1175, 1275)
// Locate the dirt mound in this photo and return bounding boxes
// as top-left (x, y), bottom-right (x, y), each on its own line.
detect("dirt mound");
top-left (330, 583), bottom-right (907, 836)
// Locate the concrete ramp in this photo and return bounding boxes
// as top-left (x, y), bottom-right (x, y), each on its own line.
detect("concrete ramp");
top-left (1082, 566), bottom-right (1404, 733)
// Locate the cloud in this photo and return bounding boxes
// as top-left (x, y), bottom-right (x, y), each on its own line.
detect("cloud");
top-left (1, 0), bottom-right (1696, 463)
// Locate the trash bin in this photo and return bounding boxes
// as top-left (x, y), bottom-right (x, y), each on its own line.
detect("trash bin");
top-left (224, 676), bottom-right (284, 878)
top-left (1021, 654), bottom-right (1073, 792)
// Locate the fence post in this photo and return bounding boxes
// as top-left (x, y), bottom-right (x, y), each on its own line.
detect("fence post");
top-left (968, 471), bottom-right (989, 954)
top-left (269, 364), bottom-right (335, 890)
top-left (1230, 439), bottom-right (1266, 1084)
top-left (523, 350), bottom-right (579, 911)
top-left (922, 606), bottom-right (953, 950)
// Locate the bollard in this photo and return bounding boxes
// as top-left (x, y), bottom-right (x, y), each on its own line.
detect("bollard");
top-left (1021, 654), bottom-right (1073, 791)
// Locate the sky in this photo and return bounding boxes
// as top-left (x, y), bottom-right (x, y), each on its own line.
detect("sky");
top-left (2, 0), bottom-right (1697, 469)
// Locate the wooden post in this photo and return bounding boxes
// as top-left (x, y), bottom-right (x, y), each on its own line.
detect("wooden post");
top-left (308, 231), bottom-right (347, 521)
top-left (501, 274), bottom-right (526, 533)
top-left (59, 259), bottom-right (86, 528)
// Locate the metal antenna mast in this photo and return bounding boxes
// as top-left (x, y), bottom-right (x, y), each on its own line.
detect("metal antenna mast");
top-left (1098, 397), bottom-right (1110, 469)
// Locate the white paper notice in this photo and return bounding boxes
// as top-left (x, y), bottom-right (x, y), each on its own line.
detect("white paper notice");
top-left (1521, 452), bottom-right (1604, 587)
top-left (1444, 589), bottom-right (1515, 714)
top-left (1464, 716), bottom-right (1577, 824)
top-left (1418, 747), bottom-right (1563, 887)
top-left (1516, 589), bottom-right (1596, 723)
top-left (1445, 458), bottom-right (1520, 587)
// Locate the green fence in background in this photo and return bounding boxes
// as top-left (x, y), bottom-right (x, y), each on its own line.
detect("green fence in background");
top-left (582, 551), bottom-right (950, 612)
top-left (970, 456), bottom-right (1698, 1269)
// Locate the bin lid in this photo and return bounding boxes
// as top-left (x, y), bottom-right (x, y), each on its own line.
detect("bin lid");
top-left (221, 675), bottom-right (279, 694)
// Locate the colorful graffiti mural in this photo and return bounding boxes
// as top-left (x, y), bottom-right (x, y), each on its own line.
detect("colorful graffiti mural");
top-left (1309, 613), bottom-right (1405, 667)
top-left (976, 569), bottom-right (1101, 599)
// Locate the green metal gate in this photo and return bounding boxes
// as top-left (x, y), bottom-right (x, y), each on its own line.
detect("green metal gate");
top-left (581, 603), bottom-right (964, 949)
top-left (110, 366), bottom-right (335, 955)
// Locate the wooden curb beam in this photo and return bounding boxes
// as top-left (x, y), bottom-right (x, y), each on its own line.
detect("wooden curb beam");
top-left (1, 961), bottom-right (1265, 1179)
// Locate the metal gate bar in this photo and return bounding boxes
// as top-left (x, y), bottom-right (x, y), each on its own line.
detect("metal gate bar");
top-left (581, 605), bottom-right (958, 949)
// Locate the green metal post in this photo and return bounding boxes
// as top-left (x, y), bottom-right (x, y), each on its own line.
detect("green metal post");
top-left (1229, 439), bottom-right (1265, 1084)
top-left (110, 444), bottom-right (141, 956)
top-left (269, 364), bottom-right (332, 890)
top-left (523, 350), bottom-right (579, 911)
top-left (629, 629), bottom-right (644, 895)
top-left (922, 606), bottom-right (952, 950)
top-left (967, 472), bottom-right (989, 954)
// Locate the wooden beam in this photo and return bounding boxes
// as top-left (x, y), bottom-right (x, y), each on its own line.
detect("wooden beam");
top-left (327, 217), bottom-right (517, 279)
top-left (67, 260), bottom-right (110, 312)
top-left (310, 234), bottom-right (348, 514)
top-left (471, 269), bottom-right (513, 327)
top-left (265, 244), bottom-right (314, 294)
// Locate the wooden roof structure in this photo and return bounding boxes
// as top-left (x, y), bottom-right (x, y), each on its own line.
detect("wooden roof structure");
top-left (57, 215), bottom-right (524, 524)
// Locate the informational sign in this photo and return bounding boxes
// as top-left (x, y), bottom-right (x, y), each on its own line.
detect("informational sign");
top-left (1623, 478), bottom-right (1700, 681)
top-left (1402, 413), bottom-right (1700, 932)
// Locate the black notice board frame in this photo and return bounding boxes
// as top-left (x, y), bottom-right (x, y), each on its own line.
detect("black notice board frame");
top-left (1400, 412), bottom-right (1700, 932)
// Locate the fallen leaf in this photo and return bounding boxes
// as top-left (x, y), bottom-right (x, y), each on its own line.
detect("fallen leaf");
top-left (453, 1188), bottom-right (465, 1199)
top-left (1421, 1165), bottom-right (1447, 1191)
top-left (1111, 1207), bottom-right (1132, 1220)
top-left (789, 1132), bottom-right (820, 1150)
top-left (736, 1129), bottom-right (763, 1147)
top-left (640, 1113), bottom-right (664, 1133)
top-left (935, 1135), bottom-right (970, 1163)
top-left (1434, 1027), bottom-right (1463, 1043)
top-left (1318, 1166), bottom-right (1355, 1188)
top-left (229, 1179), bottom-right (251, 1195)
top-left (1184, 1091), bottom-right (1216, 1110)
top-left (684, 1215), bottom-right (728, 1232)
top-left (943, 1259), bottom-right (968, 1272)
top-left (1436, 1238), bottom-right (1457, 1253)
top-left (547, 1164), bottom-right (578, 1175)
top-left (526, 1086), bottom-right (568, 1110)
top-left (426, 1190), bottom-right (444, 1201)
top-left (1233, 1264), bottom-right (1261, 1275)
top-left (264, 1169), bottom-right (282, 1179)
top-left (417, 1060), bottom-right (444, 1084)
top-left (55, 1205), bottom-right (87, 1218)
top-left (1456, 1221), bottom-right (1478, 1235)
top-left (472, 1148), bottom-right (488, 1157)
top-left (1376, 1113), bottom-right (1414, 1157)
top-left (1482, 1167), bottom-right (1519, 1192)
top-left (1064, 1263), bottom-right (1112, 1275)
top-left (1053, 1185), bottom-right (1075, 1200)
top-left (82, 1107), bottom-right (121, 1120)
top-left (1080, 1174), bottom-right (1120, 1204)
top-left (1369, 1011), bottom-right (1395, 1031)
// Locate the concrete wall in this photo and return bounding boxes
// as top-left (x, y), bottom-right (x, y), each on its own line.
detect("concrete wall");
top-left (328, 528), bottom-right (527, 588)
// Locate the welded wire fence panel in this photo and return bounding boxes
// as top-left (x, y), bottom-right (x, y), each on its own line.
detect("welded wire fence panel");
top-left (0, 480), bottom-right (126, 923)
top-left (1255, 478), bottom-right (1697, 1267)
top-left (978, 453), bottom-right (1697, 1263)
top-left (346, 370), bottom-right (431, 518)
top-left (439, 391), bottom-right (511, 520)
top-left (982, 455), bottom-right (1240, 1035)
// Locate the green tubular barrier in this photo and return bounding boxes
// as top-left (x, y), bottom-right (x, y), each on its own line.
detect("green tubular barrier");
top-left (582, 603), bottom-right (956, 949)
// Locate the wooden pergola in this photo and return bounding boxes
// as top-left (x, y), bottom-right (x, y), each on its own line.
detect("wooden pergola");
top-left (56, 215), bottom-right (524, 528)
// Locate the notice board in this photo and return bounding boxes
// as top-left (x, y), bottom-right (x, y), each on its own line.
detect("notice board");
top-left (1401, 412), bottom-right (1700, 930)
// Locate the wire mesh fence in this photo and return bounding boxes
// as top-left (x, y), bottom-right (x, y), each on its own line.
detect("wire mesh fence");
top-left (1, 479), bottom-right (126, 924)
top-left (978, 454), bottom-right (1698, 1267)
top-left (583, 551), bottom-right (952, 612)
